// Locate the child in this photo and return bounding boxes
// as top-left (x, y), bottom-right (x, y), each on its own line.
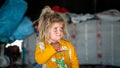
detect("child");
top-left (35, 6), bottom-right (79, 68)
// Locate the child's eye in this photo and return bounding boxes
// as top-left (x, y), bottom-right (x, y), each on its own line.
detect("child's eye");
top-left (54, 27), bottom-right (57, 30)
top-left (60, 27), bottom-right (64, 32)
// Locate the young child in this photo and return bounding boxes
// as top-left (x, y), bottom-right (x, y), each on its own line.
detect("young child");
top-left (35, 6), bottom-right (79, 68)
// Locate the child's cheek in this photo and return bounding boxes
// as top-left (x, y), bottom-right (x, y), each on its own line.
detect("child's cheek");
top-left (54, 30), bottom-right (57, 33)
top-left (51, 31), bottom-right (57, 38)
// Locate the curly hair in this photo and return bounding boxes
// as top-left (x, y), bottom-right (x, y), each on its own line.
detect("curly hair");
top-left (34, 6), bottom-right (69, 42)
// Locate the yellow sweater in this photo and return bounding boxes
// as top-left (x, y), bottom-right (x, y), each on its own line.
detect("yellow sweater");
top-left (35, 40), bottom-right (79, 68)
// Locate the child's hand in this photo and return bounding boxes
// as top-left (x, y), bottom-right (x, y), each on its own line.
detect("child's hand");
top-left (51, 42), bottom-right (60, 51)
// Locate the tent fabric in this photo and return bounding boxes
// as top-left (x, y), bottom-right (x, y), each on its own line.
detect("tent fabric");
top-left (9, 16), bottom-right (34, 43)
top-left (0, 0), bottom-right (27, 43)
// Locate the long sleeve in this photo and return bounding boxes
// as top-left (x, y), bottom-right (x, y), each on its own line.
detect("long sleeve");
top-left (35, 42), bottom-right (57, 64)
top-left (68, 42), bottom-right (80, 68)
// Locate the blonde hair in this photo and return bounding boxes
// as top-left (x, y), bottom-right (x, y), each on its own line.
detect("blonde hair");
top-left (35, 6), bottom-right (68, 42)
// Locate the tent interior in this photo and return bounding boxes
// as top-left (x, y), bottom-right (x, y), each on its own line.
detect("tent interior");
top-left (0, 0), bottom-right (120, 68)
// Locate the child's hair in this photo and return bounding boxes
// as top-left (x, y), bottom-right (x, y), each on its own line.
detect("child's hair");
top-left (35, 6), bottom-right (68, 42)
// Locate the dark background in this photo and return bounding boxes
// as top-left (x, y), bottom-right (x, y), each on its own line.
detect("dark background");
top-left (0, 0), bottom-right (120, 21)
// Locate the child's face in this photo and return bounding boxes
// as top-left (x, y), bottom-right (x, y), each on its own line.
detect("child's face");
top-left (49, 22), bottom-right (64, 42)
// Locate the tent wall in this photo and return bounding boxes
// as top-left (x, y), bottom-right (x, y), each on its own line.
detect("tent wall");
top-left (68, 20), bottom-right (120, 66)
